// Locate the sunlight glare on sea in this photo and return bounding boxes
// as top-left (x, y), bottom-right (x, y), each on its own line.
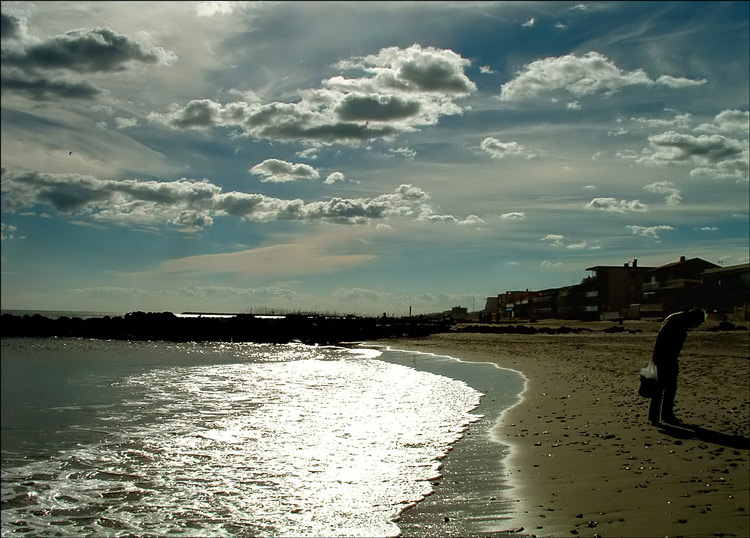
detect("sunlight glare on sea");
top-left (1, 339), bottom-right (483, 537)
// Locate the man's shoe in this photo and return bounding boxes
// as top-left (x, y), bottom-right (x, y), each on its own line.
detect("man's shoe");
top-left (662, 414), bottom-right (682, 425)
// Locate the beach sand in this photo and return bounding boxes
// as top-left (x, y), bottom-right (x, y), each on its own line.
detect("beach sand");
top-left (384, 320), bottom-right (749, 538)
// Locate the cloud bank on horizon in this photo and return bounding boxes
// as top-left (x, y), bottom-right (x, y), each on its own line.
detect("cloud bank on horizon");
top-left (1, 1), bottom-right (748, 315)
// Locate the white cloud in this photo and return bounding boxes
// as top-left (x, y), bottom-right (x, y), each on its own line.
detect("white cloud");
top-left (541, 234), bottom-right (564, 246)
top-left (695, 109), bottom-right (750, 134)
top-left (643, 181), bottom-right (682, 205)
top-left (654, 75), bottom-right (707, 88)
top-left (324, 171), bottom-right (346, 185)
top-left (1, 168), bottom-right (483, 229)
top-left (522, 17), bottom-right (536, 27)
top-left (500, 51), bottom-right (706, 102)
top-left (632, 112), bottom-right (692, 129)
top-left (500, 211), bottom-right (526, 220)
top-left (626, 224), bottom-right (674, 239)
top-left (1, 21), bottom-right (176, 101)
top-left (250, 159), bottom-right (320, 183)
top-left (334, 44), bottom-right (476, 95)
top-left (585, 197), bottom-right (648, 213)
top-left (295, 147), bottom-right (319, 160)
top-left (480, 137), bottom-right (531, 159)
top-left (634, 131), bottom-right (749, 181)
top-left (149, 44), bottom-right (477, 147)
top-left (480, 65), bottom-right (496, 74)
top-left (114, 117), bottom-right (138, 129)
top-left (696, 226), bottom-right (718, 231)
top-left (1, 222), bottom-right (17, 241)
top-left (541, 260), bottom-right (563, 268)
top-left (389, 145), bottom-right (416, 159)
top-left (417, 211), bottom-right (485, 226)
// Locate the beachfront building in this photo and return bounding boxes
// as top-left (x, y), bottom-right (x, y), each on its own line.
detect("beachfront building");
top-left (483, 296), bottom-right (500, 322)
top-left (701, 263), bottom-right (750, 321)
top-left (583, 259), bottom-right (655, 320)
top-left (484, 255), bottom-right (743, 322)
top-left (640, 256), bottom-right (719, 318)
top-left (497, 290), bottom-right (535, 319)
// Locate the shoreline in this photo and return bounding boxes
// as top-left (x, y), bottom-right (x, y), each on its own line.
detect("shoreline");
top-left (373, 345), bottom-right (526, 537)
top-left (383, 320), bottom-right (749, 538)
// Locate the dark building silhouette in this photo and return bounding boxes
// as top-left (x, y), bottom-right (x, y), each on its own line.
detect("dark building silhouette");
top-left (485, 256), bottom-right (749, 322)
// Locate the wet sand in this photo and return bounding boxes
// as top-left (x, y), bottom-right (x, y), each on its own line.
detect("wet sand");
top-left (385, 320), bottom-right (749, 538)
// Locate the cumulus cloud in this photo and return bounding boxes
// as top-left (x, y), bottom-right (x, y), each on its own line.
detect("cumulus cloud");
top-left (0, 11), bottom-right (28, 41)
top-left (480, 137), bottom-right (531, 159)
top-left (1, 168), bottom-right (478, 229)
top-left (334, 44), bottom-right (476, 94)
top-left (541, 234), bottom-right (564, 246)
top-left (114, 117), bottom-right (138, 129)
top-left (149, 44), bottom-right (476, 146)
top-left (324, 171), bottom-right (346, 185)
top-left (1, 222), bottom-right (17, 241)
top-left (633, 131), bottom-right (749, 181)
top-left (389, 145), bottom-right (416, 159)
top-left (522, 17), bottom-right (536, 27)
top-left (250, 159), bottom-right (320, 183)
top-left (499, 51), bottom-right (706, 102)
top-left (626, 224), bottom-right (674, 239)
top-left (644, 181), bottom-right (682, 205)
top-left (500, 211), bottom-right (526, 220)
top-left (695, 109), bottom-right (750, 134)
top-left (1, 13), bottom-right (175, 100)
top-left (416, 205), bottom-right (484, 226)
top-left (585, 197), bottom-right (648, 213)
top-left (2, 26), bottom-right (173, 73)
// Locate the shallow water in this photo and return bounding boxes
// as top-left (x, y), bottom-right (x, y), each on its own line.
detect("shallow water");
top-left (1, 338), bottom-right (519, 537)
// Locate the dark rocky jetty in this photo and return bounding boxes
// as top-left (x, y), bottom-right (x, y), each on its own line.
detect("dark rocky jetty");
top-left (0, 312), bottom-right (451, 345)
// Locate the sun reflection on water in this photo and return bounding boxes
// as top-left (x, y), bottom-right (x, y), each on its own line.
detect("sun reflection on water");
top-left (2, 341), bottom-right (482, 537)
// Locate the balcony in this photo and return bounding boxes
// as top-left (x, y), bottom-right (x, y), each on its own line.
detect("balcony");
top-left (643, 279), bottom-right (702, 292)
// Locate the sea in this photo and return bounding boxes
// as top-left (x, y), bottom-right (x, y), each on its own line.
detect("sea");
top-left (1, 311), bottom-right (524, 537)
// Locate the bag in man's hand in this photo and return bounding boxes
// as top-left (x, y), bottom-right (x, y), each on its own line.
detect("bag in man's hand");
top-left (638, 361), bottom-right (659, 398)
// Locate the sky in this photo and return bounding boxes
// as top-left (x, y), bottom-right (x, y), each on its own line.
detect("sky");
top-left (1, 1), bottom-right (748, 316)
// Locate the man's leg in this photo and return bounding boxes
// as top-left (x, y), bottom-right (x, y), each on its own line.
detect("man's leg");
top-left (649, 388), bottom-right (663, 424)
top-left (661, 374), bottom-right (678, 422)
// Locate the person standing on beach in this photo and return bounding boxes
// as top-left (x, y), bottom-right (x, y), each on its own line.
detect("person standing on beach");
top-left (649, 307), bottom-right (706, 426)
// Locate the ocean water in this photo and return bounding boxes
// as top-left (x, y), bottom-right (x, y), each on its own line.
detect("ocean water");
top-left (1, 337), bottom-right (521, 537)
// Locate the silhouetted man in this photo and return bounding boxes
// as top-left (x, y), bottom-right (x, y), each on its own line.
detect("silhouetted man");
top-left (649, 307), bottom-right (706, 426)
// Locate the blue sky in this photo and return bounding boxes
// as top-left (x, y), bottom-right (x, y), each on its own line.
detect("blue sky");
top-left (1, 1), bottom-right (748, 316)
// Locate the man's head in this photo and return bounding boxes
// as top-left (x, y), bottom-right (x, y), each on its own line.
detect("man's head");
top-left (685, 307), bottom-right (706, 328)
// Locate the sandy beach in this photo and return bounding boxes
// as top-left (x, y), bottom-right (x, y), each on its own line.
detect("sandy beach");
top-left (385, 320), bottom-right (749, 538)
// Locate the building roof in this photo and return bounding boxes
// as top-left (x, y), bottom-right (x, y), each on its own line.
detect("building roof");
top-left (585, 264), bottom-right (655, 271)
top-left (649, 257), bottom-right (719, 273)
top-left (703, 263), bottom-right (750, 276)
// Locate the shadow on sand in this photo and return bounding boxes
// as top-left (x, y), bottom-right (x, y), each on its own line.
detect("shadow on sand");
top-left (658, 422), bottom-right (750, 450)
